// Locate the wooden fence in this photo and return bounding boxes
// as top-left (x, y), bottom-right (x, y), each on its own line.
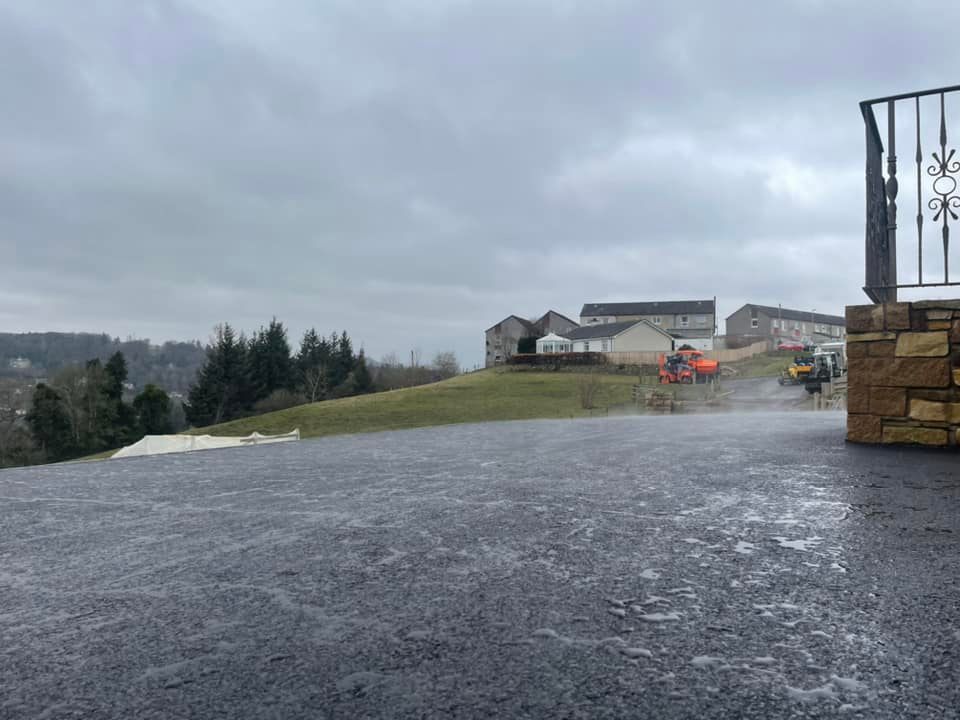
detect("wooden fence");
top-left (605, 341), bottom-right (769, 367)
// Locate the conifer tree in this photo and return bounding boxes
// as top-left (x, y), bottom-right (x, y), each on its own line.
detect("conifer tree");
top-left (185, 324), bottom-right (249, 426)
top-left (247, 318), bottom-right (294, 402)
top-left (351, 349), bottom-right (373, 394)
top-left (26, 384), bottom-right (76, 461)
top-left (297, 328), bottom-right (330, 402)
top-left (134, 384), bottom-right (173, 435)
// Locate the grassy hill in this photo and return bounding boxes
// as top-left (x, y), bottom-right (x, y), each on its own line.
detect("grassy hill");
top-left (724, 350), bottom-right (803, 378)
top-left (192, 369), bottom-right (638, 440)
top-left (88, 350), bottom-right (796, 459)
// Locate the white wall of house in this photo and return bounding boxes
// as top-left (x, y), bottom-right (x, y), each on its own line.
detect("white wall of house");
top-left (676, 337), bottom-right (714, 351)
top-left (572, 322), bottom-right (674, 353)
top-left (609, 322), bottom-right (675, 352)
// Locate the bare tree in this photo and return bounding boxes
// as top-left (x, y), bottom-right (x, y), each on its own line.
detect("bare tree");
top-left (52, 366), bottom-right (88, 447)
top-left (433, 351), bottom-right (459, 379)
top-left (303, 365), bottom-right (328, 403)
top-left (578, 371), bottom-right (602, 409)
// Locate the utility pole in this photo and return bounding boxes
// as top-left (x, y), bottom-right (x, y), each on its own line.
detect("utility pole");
top-left (713, 295), bottom-right (717, 348)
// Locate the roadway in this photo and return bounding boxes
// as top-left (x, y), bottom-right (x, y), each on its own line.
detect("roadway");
top-left (1, 412), bottom-right (958, 718)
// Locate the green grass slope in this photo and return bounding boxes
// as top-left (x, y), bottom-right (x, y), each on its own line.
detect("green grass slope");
top-left (194, 369), bottom-right (638, 440)
top-left (725, 351), bottom-right (800, 378)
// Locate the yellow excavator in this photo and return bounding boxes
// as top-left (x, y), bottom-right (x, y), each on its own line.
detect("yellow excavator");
top-left (778, 356), bottom-right (815, 386)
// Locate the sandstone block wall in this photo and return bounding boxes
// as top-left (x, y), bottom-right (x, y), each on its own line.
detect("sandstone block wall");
top-left (846, 300), bottom-right (960, 447)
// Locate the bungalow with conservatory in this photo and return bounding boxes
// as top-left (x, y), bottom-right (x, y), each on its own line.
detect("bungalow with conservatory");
top-left (485, 310), bottom-right (579, 367)
top-left (562, 320), bottom-right (675, 353)
top-left (578, 300), bottom-right (716, 350)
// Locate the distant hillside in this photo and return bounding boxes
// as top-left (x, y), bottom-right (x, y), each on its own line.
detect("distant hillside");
top-left (0, 332), bottom-right (205, 394)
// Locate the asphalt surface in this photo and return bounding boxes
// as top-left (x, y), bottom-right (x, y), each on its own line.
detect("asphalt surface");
top-left (722, 376), bottom-right (809, 411)
top-left (1, 411), bottom-right (959, 719)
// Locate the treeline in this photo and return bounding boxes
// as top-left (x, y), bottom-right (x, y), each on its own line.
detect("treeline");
top-left (183, 320), bottom-right (459, 426)
top-left (0, 332), bottom-right (205, 393)
top-left (5, 352), bottom-right (177, 466)
top-left (0, 319), bottom-right (460, 468)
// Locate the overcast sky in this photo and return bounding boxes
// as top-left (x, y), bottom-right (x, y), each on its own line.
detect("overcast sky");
top-left (3, 1), bottom-right (960, 368)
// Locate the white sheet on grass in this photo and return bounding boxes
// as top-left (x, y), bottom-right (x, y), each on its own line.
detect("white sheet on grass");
top-left (111, 429), bottom-right (300, 459)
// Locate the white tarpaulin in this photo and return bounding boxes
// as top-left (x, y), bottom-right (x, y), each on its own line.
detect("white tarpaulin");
top-left (111, 429), bottom-right (300, 459)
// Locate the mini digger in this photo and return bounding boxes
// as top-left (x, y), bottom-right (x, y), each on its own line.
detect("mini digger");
top-left (778, 355), bottom-right (815, 386)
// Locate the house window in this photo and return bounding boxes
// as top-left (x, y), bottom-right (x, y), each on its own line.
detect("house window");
top-left (680, 315), bottom-right (689, 328)
top-left (583, 341), bottom-right (590, 351)
top-left (772, 319), bottom-right (779, 329)
top-left (750, 318), bottom-right (759, 328)
top-left (590, 318), bottom-right (598, 324)
top-left (794, 321), bottom-right (800, 329)
top-left (653, 316), bottom-right (662, 325)
top-left (696, 315), bottom-right (707, 326)
top-left (601, 339), bottom-right (609, 352)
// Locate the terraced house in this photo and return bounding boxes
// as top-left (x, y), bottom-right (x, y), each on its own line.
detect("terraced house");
top-left (578, 299), bottom-right (716, 350)
top-left (725, 304), bottom-right (846, 347)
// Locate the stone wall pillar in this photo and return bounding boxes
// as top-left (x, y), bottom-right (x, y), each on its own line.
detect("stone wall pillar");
top-left (846, 300), bottom-right (960, 446)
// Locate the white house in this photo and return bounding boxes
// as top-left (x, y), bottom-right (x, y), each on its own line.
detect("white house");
top-left (535, 332), bottom-right (573, 354)
top-left (564, 320), bottom-right (675, 353)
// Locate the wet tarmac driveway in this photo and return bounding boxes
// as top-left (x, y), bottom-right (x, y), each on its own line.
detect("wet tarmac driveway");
top-left (1, 412), bottom-right (958, 719)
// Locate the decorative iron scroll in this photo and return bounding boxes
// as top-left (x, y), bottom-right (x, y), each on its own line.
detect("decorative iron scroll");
top-left (861, 84), bottom-right (960, 300)
top-left (928, 92), bottom-right (960, 282)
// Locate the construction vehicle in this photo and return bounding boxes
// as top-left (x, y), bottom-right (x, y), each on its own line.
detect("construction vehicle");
top-left (778, 356), bottom-right (815, 386)
top-left (658, 353), bottom-right (695, 384)
top-left (804, 347), bottom-right (847, 394)
top-left (675, 349), bottom-right (720, 382)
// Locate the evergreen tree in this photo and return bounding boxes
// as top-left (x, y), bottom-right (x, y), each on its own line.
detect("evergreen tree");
top-left (247, 318), bottom-right (294, 402)
top-left (328, 331), bottom-right (355, 391)
top-left (185, 324), bottom-right (249, 426)
top-left (351, 349), bottom-right (373, 394)
top-left (26, 383), bottom-right (76, 461)
top-left (102, 351), bottom-right (137, 446)
top-left (104, 351), bottom-right (127, 400)
top-left (296, 328), bottom-right (330, 402)
top-left (133, 384), bottom-right (173, 435)
top-left (79, 359), bottom-right (118, 452)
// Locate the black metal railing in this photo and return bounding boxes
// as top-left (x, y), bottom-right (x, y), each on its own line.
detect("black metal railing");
top-left (861, 84), bottom-right (960, 302)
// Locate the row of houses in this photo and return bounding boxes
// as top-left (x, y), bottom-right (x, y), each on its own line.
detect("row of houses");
top-left (725, 304), bottom-right (847, 345)
top-left (484, 301), bottom-right (846, 367)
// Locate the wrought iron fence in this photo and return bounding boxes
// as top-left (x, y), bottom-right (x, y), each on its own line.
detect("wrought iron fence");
top-left (861, 84), bottom-right (960, 302)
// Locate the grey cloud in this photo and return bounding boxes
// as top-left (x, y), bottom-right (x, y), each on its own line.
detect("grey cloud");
top-left (2, 0), bottom-right (960, 367)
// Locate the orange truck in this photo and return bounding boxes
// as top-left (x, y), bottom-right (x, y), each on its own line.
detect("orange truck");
top-left (658, 350), bottom-right (720, 384)
top-left (677, 349), bottom-right (720, 379)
